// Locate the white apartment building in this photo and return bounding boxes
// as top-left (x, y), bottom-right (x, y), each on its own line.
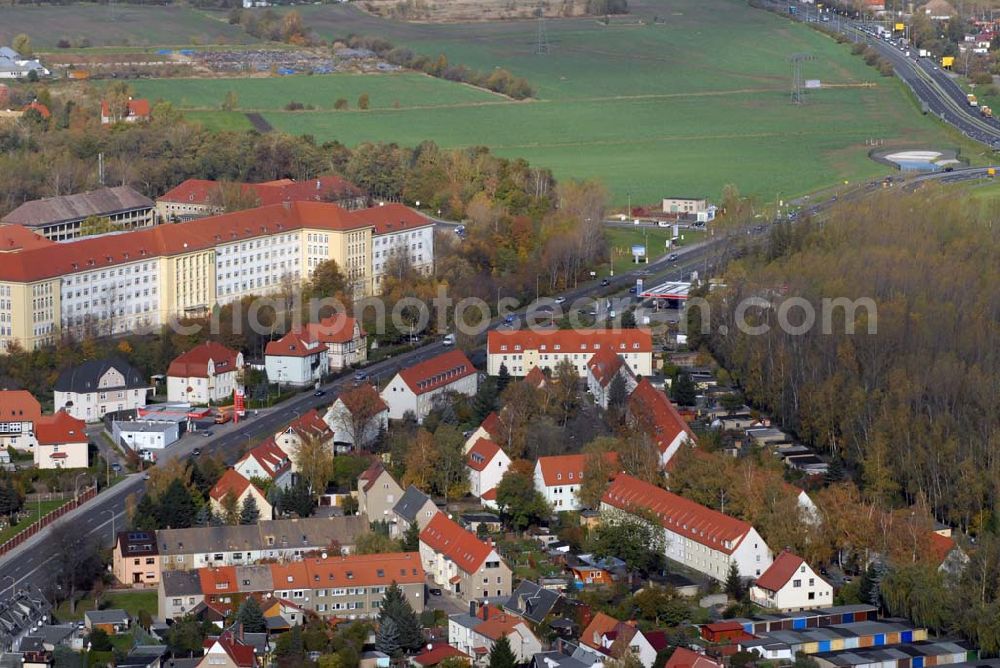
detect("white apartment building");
top-left (486, 329), bottom-right (653, 378)
top-left (750, 550), bottom-right (833, 611)
top-left (54, 358), bottom-right (153, 422)
top-left (381, 350), bottom-right (478, 423)
top-left (371, 213), bottom-right (435, 291)
top-left (601, 474), bottom-right (773, 581)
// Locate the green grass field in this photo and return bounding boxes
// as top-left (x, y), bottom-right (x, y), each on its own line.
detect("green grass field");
top-left (55, 590), bottom-right (158, 623)
top-left (0, 5), bottom-right (255, 49)
top-left (604, 226), bottom-right (703, 275)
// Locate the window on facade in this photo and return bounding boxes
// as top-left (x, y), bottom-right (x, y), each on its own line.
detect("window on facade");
top-left (792, 579), bottom-right (801, 588)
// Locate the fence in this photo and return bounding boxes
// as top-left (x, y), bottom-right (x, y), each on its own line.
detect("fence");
top-left (0, 487), bottom-right (98, 557)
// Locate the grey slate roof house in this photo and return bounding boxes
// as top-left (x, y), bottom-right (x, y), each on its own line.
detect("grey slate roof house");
top-left (0, 587), bottom-right (52, 652)
top-left (504, 580), bottom-right (563, 625)
top-left (392, 485), bottom-right (439, 536)
top-left (54, 357), bottom-right (153, 423)
top-left (1, 186), bottom-right (154, 241)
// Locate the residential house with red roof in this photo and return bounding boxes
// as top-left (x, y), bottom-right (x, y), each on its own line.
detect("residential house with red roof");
top-left (155, 176), bottom-right (366, 222)
top-left (0, 390), bottom-right (41, 452)
top-left (419, 513), bottom-right (512, 600)
top-left (586, 349), bottom-right (638, 410)
top-left (100, 98), bottom-right (150, 125)
top-left (601, 474), bottom-right (772, 581)
top-left (234, 437), bottom-right (293, 490)
top-left (302, 314), bottom-right (367, 371)
top-left (198, 627), bottom-right (259, 668)
top-left (448, 603), bottom-right (541, 665)
top-left (167, 341), bottom-right (244, 405)
top-left (928, 529), bottom-right (969, 575)
top-left (381, 350), bottom-right (478, 423)
top-left (579, 612), bottom-right (621, 651)
top-left (664, 648), bottom-right (723, 668)
top-left (412, 641), bottom-right (471, 667)
top-left (579, 620), bottom-right (668, 668)
top-left (533, 453), bottom-right (619, 512)
top-left (265, 331), bottom-right (328, 387)
top-left (626, 379), bottom-right (696, 468)
top-left (486, 328), bottom-right (653, 378)
top-left (749, 549), bottom-right (831, 611)
top-left (464, 412), bottom-right (501, 454)
top-left (33, 410), bottom-right (88, 469)
top-left (210, 469), bottom-right (273, 521)
top-left (273, 408), bottom-right (335, 473)
top-left (323, 384), bottom-right (389, 451)
top-left (357, 461), bottom-right (404, 524)
top-left (466, 438), bottom-right (510, 508)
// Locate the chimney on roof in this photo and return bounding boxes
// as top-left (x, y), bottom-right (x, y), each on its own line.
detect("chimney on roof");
top-left (316, 179), bottom-right (321, 190)
top-left (469, 601), bottom-right (477, 617)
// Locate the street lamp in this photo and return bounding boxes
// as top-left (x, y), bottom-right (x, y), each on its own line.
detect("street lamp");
top-left (74, 473), bottom-right (88, 501)
top-left (103, 509), bottom-right (116, 545)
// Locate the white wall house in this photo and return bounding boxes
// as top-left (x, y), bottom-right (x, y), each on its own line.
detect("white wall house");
top-left (302, 314), bottom-right (367, 372)
top-left (167, 341), bottom-right (243, 405)
top-left (234, 438), bottom-right (293, 490)
top-left (601, 474), bottom-right (773, 581)
top-left (0, 390), bottom-right (41, 452)
top-left (54, 358), bottom-right (153, 423)
top-left (534, 454), bottom-right (617, 512)
top-left (586, 349), bottom-right (638, 410)
top-left (210, 469), bottom-right (273, 520)
top-left (381, 350), bottom-right (477, 423)
top-left (370, 212), bottom-right (435, 293)
top-left (113, 420), bottom-right (180, 451)
top-left (33, 410), bottom-right (88, 469)
top-left (323, 384), bottom-right (388, 450)
top-left (419, 513), bottom-right (512, 601)
top-left (750, 550), bottom-right (832, 611)
top-left (466, 438), bottom-right (510, 504)
top-left (487, 329), bottom-right (653, 378)
top-left (265, 331), bottom-right (328, 387)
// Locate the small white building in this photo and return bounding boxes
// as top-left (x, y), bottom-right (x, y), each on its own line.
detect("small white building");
top-left (54, 358), bottom-right (153, 423)
top-left (265, 331), bottom-right (328, 388)
top-left (34, 410), bottom-right (88, 470)
top-left (381, 349), bottom-right (477, 423)
top-left (234, 437), bottom-right (293, 490)
top-left (209, 469), bottom-right (273, 520)
top-left (113, 420), bottom-right (180, 452)
top-left (0, 390), bottom-right (42, 453)
top-left (534, 453), bottom-right (617, 512)
top-left (750, 550), bottom-right (832, 611)
top-left (466, 438), bottom-right (510, 505)
top-left (585, 349), bottom-right (638, 410)
top-left (323, 384), bottom-right (389, 450)
top-left (302, 314), bottom-right (368, 372)
top-left (166, 341), bottom-right (243, 405)
top-left (601, 474), bottom-right (773, 581)
top-left (273, 409), bottom-right (334, 473)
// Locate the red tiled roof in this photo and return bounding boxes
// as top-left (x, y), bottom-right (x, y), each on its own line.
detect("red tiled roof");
top-left (602, 474), bottom-right (753, 555)
top-left (587, 349), bottom-right (632, 388)
top-left (413, 642), bottom-right (470, 667)
top-left (928, 531), bottom-right (958, 565)
top-left (0, 200), bottom-right (377, 283)
top-left (0, 390), bottom-right (41, 422)
top-left (487, 328), bottom-right (653, 355)
top-left (210, 469), bottom-right (261, 502)
top-left (300, 552), bottom-right (423, 587)
top-left (580, 612), bottom-right (620, 650)
top-left (481, 488), bottom-right (497, 501)
top-left (302, 314), bottom-right (365, 344)
top-left (480, 412), bottom-right (500, 438)
top-left (524, 366), bottom-right (547, 388)
top-left (474, 611), bottom-right (523, 641)
top-left (167, 341), bottom-right (241, 379)
top-left (101, 98), bottom-right (150, 119)
top-left (0, 225), bottom-right (53, 252)
top-left (35, 410), bottom-right (86, 445)
top-left (283, 408), bottom-right (333, 442)
top-left (159, 175), bottom-right (362, 207)
top-left (665, 648), bottom-right (723, 668)
top-left (265, 330), bottom-right (326, 358)
top-left (212, 630), bottom-right (257, 668)
top-left (754, 550), bottom-right (807, 592)
top-left (337, 384), bottom-right (388, 416)
top-left (420, 513), bottom-right (494, 574)
top-left (23, 101), bottom-right (50, 119)
top-left (628, 379), bottom-right (696, 456)
top-left (467, 438), bottom-right (502, 472)
top-left (270, 561), bottom-right (310, 590)
top-left (397, 350), bottom-right (475, 396)
top-left (359, 460), bottom-right (388, 492)
top-left (535, 453), bottom-right (618, 487)
top-left (236, 437), bottom-right (291, 481)
top-left (199, 567), bottom-right (238, 595)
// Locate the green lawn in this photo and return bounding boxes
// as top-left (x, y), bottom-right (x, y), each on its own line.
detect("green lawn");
top-left (132, 72), bottom-right (503, 111)
top-left (0, 5), bottom-right (256, 49)
top-left (0, 499), bottom-right (68, 545)
top-left (55, 590), bottom-right (158, 623)
top-left (604, 226), bottom-right (704, 275)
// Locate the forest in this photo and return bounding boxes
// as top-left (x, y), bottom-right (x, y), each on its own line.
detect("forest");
top-left (689, 186), bottom-right (1000, 650)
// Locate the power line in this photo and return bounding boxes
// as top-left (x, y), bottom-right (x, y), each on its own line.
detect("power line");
top-left (535, 14), bottom-right (550, 55)
top-left (789, 52), bottom-right (814, 104)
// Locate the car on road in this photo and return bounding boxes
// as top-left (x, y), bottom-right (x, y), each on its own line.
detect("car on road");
top-left (142, 473), bottom-right (150, 481)
top-left (110, 463), bottom-right (122, 473)
top-left (442, 333), bottom-right (456, 345)
top-left (600, 278), bottom-right (610, 286)
top-left (192, 448), bottom-right (202, 456)
top-left (503, 314), bottom-right (516, 325)
top-left (314, 390), bottom-right (326, 397)
top-left (628, 286), bottom-right (638, 294)
top-left (585, 309), bottom-right (598, 316)
top-left (554, 296), bottom-right (567, 304)
top-left (201, 430), bottom-right (213, 438)
top-left (353, 372), bottom-right (368, 385)
top-left (668, 253), bottom-right (679, 261)
top-left (428, 587), bottom-right (442, 596)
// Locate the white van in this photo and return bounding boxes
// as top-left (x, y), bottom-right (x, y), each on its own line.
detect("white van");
top-left (442, 334), bottom-right (455, 345)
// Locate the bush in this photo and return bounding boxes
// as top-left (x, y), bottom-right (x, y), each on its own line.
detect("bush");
top-left (334, 98), bottom-right (348, 110)
top-left (970, 71), bottom-right (993, 85)
top-left (878, 60), bottom-right (894, 77)
top-left (285, 101), bottom-right (305, 111)
top-left (56, 39), bottom-right (71, 49)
